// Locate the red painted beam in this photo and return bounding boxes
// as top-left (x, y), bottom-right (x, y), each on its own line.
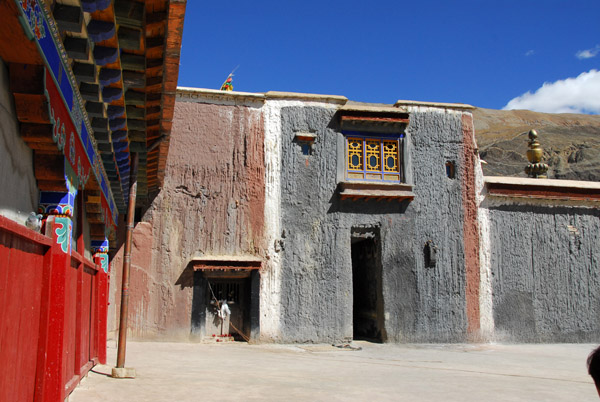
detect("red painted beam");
top-left (341, 115), bottom-right (410, 124)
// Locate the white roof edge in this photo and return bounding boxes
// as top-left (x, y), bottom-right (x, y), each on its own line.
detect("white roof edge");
top-left (264, 91), bottom-right (348, 104)
top-left (394, 99), bottom-right (475, 110)
top-left (177, 87), bottom-right (266, 99)
top-left (484, 176), bottom-right (600, 190)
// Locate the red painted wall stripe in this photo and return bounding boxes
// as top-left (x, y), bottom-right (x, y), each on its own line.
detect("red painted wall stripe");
top-left (461, 113), bottom-right (481, 335)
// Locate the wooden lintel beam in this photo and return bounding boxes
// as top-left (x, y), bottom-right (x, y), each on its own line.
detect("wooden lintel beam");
top-left (146, 93), bottom-right (161, 102)
top-left (126, 105), bottom-right (145, 119)
top-left (53, 4), bottom-right (83, 34)
top-left (146, 36), bottom-right (164, 50)
top-left (117, 27), bottom-right (141, 51)
top-left (14, 94), bottom-right (49, 124)
top-left (91, 117), bottom-right (109, 133)
top-left (125, 90), bottom-right (145, 105)
top-left (146, 105), bottom-right (160, 116)
top-left (146, 58), bottom-right (163, 69)
top-left (73, 62), bottom-right (97, 83)
top-left (87, 213), bottom-right (105, 223)
top-left (146, 119), bottom-right (159, 128)
top-left (37, 180), bottom-right (69, 192)
top-left (27, 142), bottom-right (59, 152)
top-left (127, 119), bottom-right (145, 130)
top-left (128, 130), bottom-right (145, 142)
top-left (122, 71), bottom-right (145, 88)
top-left (64, 36), bottom-right (89, 61)
top-left (90, 224), bottom-right (105, 238)
top-left (20, 123), bottom-right (52, 142)
top-left (114, 0), bottom-right (144, 29)
top-left (121, 53), bottom-right (145, 71)
top-left (86, 101), bottom-right (105, 118)
top-left (146, 11), bottom-right (167, 24)
top-left (35, 153), bottom-right (64, 182)
top-left (129, 141), bottom-right (146, 152)
top-left (79, 82), bottom-right (100, 101)
top-left (85, 178), bottom-right (100, 190)
top-left (85, 202), bottom-right (102, 213)
top-left (146, 76), bottom-right (162, 87)
top-left (144, 99), bottom-right (161, 107)
top-left (9, 63), bottom-right (44, 94)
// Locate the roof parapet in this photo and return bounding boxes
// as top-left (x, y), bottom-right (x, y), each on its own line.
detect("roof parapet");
top-left (177, 87), bottom-right (266, 103)
top-left (265, 91), bottom-right (348, 105)
top-left (340, 103), bottom-right (408, 114)
top-left (484, 176), bottom-right (600, 203)
top-left (394, 99), bottom-right (475, 110)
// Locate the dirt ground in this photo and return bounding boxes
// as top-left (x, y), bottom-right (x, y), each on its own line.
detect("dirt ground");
top-left (69, 341), bottom-right (598, 401)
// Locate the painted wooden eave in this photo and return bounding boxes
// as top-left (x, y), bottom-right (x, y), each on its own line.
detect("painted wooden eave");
top-left (151, 0), bottom-right (187, 195)
top-left (191, 255), bottom-right (263, 262)
top-left (338, 182), bottom-right (414, 202)
top-left (339, 102), bottom-right (410, 131)
top-left (0, 1), bottom-right (43, 64)
top-left (191, 255), bottom-right (263, 271)
top-left (1, 0), bottom-right (188, 245)
top-left (484, 176), bottom-right (600, 202)
top-left (340, 103), bottom-right (409, 114)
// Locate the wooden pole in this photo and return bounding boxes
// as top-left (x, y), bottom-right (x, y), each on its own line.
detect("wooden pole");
top-left (116, 153), bottom-right (138, 368)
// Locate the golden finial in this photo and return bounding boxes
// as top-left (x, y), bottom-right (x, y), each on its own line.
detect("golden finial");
top-left (525, 129), bottom-right (548, 178)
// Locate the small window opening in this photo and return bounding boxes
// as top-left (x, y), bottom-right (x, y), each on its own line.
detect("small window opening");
top-left (134, 207), bottom-right (143, 223)
top-left (294, 132), bottom-right (316, 156)
top-left (301, 143), bottom-right (312, 156)
top-left (445, 161), bottom-right (456, 179)
top-left (424, 240), bottom-right (437, 268)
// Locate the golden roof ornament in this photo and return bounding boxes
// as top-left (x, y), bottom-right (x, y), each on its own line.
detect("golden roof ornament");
top-left (525, 129), bottom-right (548, 178)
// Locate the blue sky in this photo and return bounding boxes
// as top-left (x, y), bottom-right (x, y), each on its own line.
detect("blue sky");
top-left (178, 0), bottom-right (600, 113)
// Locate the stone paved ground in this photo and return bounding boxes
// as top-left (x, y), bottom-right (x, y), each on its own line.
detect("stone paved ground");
top-left (69, 341), bottom-right (598, 402)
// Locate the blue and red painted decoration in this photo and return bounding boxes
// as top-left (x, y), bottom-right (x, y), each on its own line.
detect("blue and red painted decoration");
top-left (91, 239), bottom-right (110, 273)
top-left (38, 189), bottom-right (75, 217)
top-left (16, 0), bottom-right (119, 228)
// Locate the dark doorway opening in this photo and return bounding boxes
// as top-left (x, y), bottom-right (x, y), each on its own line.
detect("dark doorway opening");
top-left (351, 227), bottom-right (385, 342)
top-left (208, 278), bottom-right (250, 340)
top-left (191, 270), bottom-right (260, 342)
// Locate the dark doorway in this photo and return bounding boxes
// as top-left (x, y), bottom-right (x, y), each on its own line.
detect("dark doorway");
top-left (351, 228), bottom-right (385, 342)
top-left (208, 278), bottom-right (250, 340)
top-left (191, 270), bottom-right (260, 342)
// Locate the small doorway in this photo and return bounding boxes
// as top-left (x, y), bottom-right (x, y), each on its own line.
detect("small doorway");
top-left (351, 227), bottom-right (385, 342)
top-left (191, 268), bottom-right (260, 342)
top-left (206, 277), bottom-right (250, 340)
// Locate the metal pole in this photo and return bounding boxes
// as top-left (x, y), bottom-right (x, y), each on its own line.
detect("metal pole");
top-left (116, 153), bottom-right (138, 368)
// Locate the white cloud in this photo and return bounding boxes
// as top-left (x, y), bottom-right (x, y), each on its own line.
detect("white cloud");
top-left (576, 45), bottom-right (600, 59)
top-left (503, 69), bottom-right (600, 114)
top-left (525, 50), bottom-right (535, 57)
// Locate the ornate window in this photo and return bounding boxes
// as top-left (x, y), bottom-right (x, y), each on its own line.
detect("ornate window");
top-left (345, 132), bottom-right (404, 182)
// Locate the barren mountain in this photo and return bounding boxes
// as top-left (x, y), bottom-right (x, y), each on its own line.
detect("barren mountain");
top-left (473, 108), bottom-right (600, 181)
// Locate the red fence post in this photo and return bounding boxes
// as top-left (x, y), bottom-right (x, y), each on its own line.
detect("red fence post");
top-left (75, 255), bottom-right (83, 376)
top-left (36, 215), bottom-right (71, 402)
top-left (0, 216), bottom-right (52, 402)
top-left (92, 239), bottom-right (110, 365)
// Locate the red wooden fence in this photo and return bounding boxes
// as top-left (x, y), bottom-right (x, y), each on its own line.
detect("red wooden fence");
top-left (0, 215), bottom-right (108, 402)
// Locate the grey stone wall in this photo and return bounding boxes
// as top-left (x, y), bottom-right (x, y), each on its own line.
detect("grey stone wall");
top-left (277, 106), bottom-right (471, 343)
top-left (487, 203), bottom-right (600, 342)
top-left (0, 58), bottom-right (38, 223)
top-left (408, 110), bottom-right (469, 342)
